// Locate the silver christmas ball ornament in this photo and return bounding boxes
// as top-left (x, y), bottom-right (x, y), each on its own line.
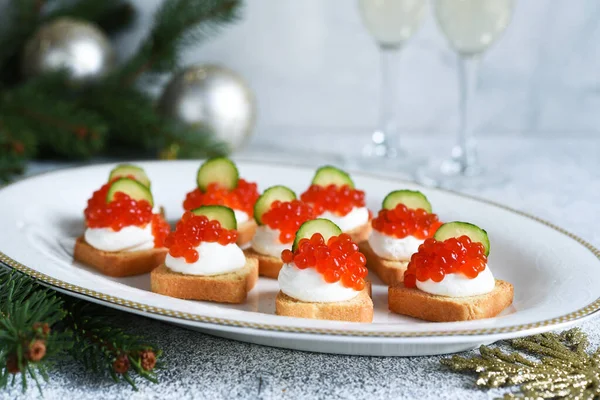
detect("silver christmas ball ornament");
top-left (22, 17), bottom-right (115, 82)
top-left (158, 65), bottom-right (256, 150)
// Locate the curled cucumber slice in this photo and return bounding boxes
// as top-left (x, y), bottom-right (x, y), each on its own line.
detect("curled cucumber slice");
top-left (254, 185), bottom-right (296, 225)
top-left (106, 178), bottom-right (154, 206)
top-left (292, 219), bottom-right (342, 252)
top-left (191, 205), bottom-right (237, 230)
top-left (382, 190), bottom-right (432, 213)
top-left (434, 221), bottom-right (490, 256)
top-left (311, 165), bottom-right (354, 188)
top-left (197, 157), bottom-right (239, 191)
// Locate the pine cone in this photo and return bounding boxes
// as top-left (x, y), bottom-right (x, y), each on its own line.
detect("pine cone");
top-left (113, 354), bottom-right (130, 374)
top-left (140, 350), bottom-right (157, 371)
top-left (6, 354), bottom-right (21, 374)
top-left (26, 340), bottom-right (47, 362)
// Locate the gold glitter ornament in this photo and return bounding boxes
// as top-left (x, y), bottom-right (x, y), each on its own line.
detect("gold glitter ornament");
top-left (441, 328), bottom-right (600, 399)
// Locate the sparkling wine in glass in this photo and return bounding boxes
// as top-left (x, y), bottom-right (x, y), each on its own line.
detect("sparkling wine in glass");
top-left (358, 0), bottom-right (428, 163)
top-left (418, 0), bottom-right (515, 188)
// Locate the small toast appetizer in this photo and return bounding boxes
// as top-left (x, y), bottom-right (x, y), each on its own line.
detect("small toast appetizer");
top-left (246, 185), bottom-right (316, 278)
top-left (275, 219), bottom-right (373, 322)
top-left (74, 166), bottom-right (170, 277)
top-left (151, 205), bottom-right (258, 304)
top-left (388, 222), bottom-right (513, 322)
top-left (360, 190), bottom-right (442, 285)
top-left (300, 166), bottom-right (371, 243)
top-left (182, 157), bottom-right (259, 248)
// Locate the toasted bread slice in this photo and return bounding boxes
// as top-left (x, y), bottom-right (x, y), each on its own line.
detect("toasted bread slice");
top-left (244, 248), bottom-right (282, 278)
top-left (388, 280), bottom-right (514, 322)
top-left (347, 220), bottom-right (372, 244)
top-left (276, 287), bottom-right (373, 322)
top-left (358, 241), bottom-right (408, 285)
top-left (73, 236), bottom-right (167, 277)
top-left (150, 257), bottom-right (258, 304)
top-left (237, 220), bottom-right (257, 247)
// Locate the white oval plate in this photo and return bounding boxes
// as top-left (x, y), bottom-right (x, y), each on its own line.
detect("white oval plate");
top-left (1, 160), bottom-right (599, 356)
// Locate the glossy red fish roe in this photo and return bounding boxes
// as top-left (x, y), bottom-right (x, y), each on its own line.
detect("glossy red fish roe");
top-left (85, 191), bottom-right (154, 231)
top-left (372, 204), bottom-right (442, 239)
top-left (300, 184), bottom-right (365, 217)
top-left (152, 214), bottom-right (171, 248)
top-left (86, 175), bottom-right (140, 212)
top-left (262, 200), bottom-right (315, 243)
top-left (183, 179), bottom-right (259, 217)
top-left (403, 236), bottom-right (488, 288)
top-left (280, 233), bottom-right (368, 291)
top-left (164, 212), bottom-right (238, 263)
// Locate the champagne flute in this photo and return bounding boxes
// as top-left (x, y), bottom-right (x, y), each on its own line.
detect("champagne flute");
top-left (418, 0), bottom-right (515, 188)
top-left (357, 0), bottom-right (428, 164)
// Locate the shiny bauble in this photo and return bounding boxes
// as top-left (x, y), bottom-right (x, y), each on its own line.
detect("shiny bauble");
top-left (22, 17), bottom-right (115, 82)
top-left (158, 64), bottom-right (256, 151)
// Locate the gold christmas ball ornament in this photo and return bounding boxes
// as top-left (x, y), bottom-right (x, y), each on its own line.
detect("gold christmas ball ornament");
top-left (22, 17), bottom-right (115, 82)
top-left (158, 65), bottom-right (256, 151)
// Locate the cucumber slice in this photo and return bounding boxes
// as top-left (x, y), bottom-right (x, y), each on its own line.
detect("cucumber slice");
top-left (311, 165), bottom-right (354, 188)
top-left (106, 178), bottom-right (154, 206)
top-left (382, 190), bottom-right (432, 213)
top-left (196, 157), bottom-right (239, 191)
top-left (434, 221), bottom-right (490, 256)
top-left (292, 219), bottom-right (342, 252)
top-left (191, 205), bottom-right (237, 230)
top-left (254, 185), bottom-right (297, 225)
top-left (108, 164), bottom-right (151, 188)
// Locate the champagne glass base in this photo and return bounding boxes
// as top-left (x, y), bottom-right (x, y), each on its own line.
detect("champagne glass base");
top-left (415, 158), bottom-right (506, 190)
top-left (357, 141), bottom-right (423, 175)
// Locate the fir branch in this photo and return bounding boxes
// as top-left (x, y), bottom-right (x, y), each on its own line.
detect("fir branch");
top-left (44, 0), bottom-right (135, 36)
top-left (441, 328), bottom-right (600, 399)
top-left (1, 74), bottom-right (108, 159)
top-left (0, 268), bottom-right (162, 394)
top-left (116, 0), bottom-right (242, 86)
top-left (0, 269), bottom-right (72, 392)
top-left (62, 300), bottom-right (161, 390)
top-left (0, 118), bottom-right (37, 182)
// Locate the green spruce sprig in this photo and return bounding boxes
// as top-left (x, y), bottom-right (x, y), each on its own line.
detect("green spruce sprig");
top-left (0, 0), bottom-right (239, 182)
top-left (441, 328), bottom-right (600, 399)
top-left (0, 269), bottom-right (162, 394)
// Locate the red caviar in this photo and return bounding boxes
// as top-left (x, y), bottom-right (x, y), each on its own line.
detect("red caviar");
top-left (85, 190), bottom-right (170, 249)
top-left (183, 179), bottom-right (259, 217)
top-left (404, 236), bottom-right (487, 288)
top-left (300, 184), bottom-right (365, 217)
top-left (280, 233), bottom-right (368, 291)
top-left (262, 200), bottom-right (315, 243)
top-left (164, 212), bottom-right (238, 263)
top-left (372, 204), bottom-right (442, 239)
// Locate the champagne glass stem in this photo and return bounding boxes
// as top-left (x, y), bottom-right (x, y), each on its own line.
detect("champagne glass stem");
top-left (368, 45), bottom-right (402, 158)
top-left (449, 55), bottom-right (480, 174)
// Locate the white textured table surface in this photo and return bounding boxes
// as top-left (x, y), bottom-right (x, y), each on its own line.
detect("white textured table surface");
top-left (3, 137), bottom-right (600, 400)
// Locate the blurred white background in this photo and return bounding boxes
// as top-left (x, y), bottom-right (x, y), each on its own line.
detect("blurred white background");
top-left (117, 0), bottom-right (599, 141)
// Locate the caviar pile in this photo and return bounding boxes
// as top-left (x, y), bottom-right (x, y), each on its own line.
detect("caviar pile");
top-left (262, 200), bottom-right (315, 243)
top-left (404, 236), bottom-right (488, 288)
top-left (183, 179), bottom-right (259, 216)
top-left (281, 233), bottom-right (367, 291)
top-left (372, 204), bottom-right (442, 239)
top-left (85, 190), bottom-right (153, 231)
top-left (164, 212), bottom-right (238, 263)
top-left (151, 214), bottom-right (171, 248)
top-left (300, 184), bottom-right (366, 217)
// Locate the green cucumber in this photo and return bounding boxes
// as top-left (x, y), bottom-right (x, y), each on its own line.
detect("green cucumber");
top-left (292, 219), bottom-right (342, 251)
top-left (196, 157), bottom-right (239, 191)
top-left (254, 185), bottom-right (297, 225)
top-left (106, 178), bottom-right (154, 206)
top-left (191, 205), bottom-right (237, 230)
top-left (434, 221), bottom-right (490, 256)
top-left (311, 165), bottom-right (354, 188)
top-left (382, 190), bottom-right (432, 213)
top-left (108, 164), bottom-right (151, 188)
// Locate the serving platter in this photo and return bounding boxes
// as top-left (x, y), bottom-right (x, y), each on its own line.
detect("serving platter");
top-left (0, 160), bottom-right (599, 356)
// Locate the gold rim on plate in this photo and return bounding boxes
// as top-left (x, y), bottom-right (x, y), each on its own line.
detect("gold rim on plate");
top-left (1, 160), bottom-right (599, 338)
